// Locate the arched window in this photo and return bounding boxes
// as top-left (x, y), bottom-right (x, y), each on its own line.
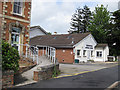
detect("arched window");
top-left (9, 22), bottom-right (25, 54)
top-left (11, 27), bottom-right (21, 50)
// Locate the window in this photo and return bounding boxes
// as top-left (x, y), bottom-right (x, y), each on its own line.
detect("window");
top-left (96, 51), bottom-right (102, 57)
top-left (11, 27), bottom-right (20, 44)
top-left (11, 27), bottom-right (20, 50)
top-left (77, 50), bottom-right (80, 56)
top-left (83, 50), bottom-right (86, 56)
top-left (13, 1), bottom-right (23, 15)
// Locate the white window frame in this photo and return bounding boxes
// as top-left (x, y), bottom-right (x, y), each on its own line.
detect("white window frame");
top-left (13, 1), bottom-right (23, 16)
top-left (11, 27), bottom-right (20, 52)
top-left (96, 51), bottom-right (102, 57)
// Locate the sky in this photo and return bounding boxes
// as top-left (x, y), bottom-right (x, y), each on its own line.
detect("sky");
top-left (30, 0), bottom-right (120, 34)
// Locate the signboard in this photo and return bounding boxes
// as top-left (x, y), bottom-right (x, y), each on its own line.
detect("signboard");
top-left (85, 45), bottom-right (93, 49)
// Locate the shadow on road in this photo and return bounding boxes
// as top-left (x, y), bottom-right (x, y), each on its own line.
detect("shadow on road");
top-left (14, 74), bottom-right (28, 85)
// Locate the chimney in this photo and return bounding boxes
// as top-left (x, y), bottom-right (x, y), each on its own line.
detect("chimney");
top-left (54, 32), bottom-right (57, 35)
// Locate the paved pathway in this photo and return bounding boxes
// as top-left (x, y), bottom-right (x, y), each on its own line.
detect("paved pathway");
top-left (57, 62), bottom-right (118, 77)
top-left (14, 56), bottom-right (53, 87)
top-left (14, 61), bottom-right (117, 87)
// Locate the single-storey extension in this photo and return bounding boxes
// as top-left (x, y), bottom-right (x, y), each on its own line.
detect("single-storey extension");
top-left (30, 33), bottom-right (109, 63)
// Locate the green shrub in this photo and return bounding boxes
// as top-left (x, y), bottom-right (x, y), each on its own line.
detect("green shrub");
top-left (87, 60), bottom-right (94, 62)
top-left (2, 41), bottom-right (20, 72)
top-left (52, 65), bottom-right (60, 77)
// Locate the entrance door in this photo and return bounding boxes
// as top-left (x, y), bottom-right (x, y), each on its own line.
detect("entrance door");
top-left (11, 27), bottom-right (20, 52)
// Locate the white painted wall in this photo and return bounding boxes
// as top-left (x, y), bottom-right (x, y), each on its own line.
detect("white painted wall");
top-left (94, 47), bottom-right (104, 61)
top-left (74, 34), bottom-right (109, 62)
top-left (29, 29), bottom-right (46, 38)
top-left (74, 34), bottom-right (97, 62)
top-left (94, 46), bottom-right (109, 62)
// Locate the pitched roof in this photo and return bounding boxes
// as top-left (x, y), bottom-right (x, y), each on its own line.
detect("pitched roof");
top-left (30, 25), bottom-right (48, 34)
top-left (95, 44), bottom-right (108, 48)
top-left (30, 33), bottom-right (90, 48)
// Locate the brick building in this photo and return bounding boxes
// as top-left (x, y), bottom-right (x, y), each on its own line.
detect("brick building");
top-left (30, 33), bottom-right (109, 64)
top-left (0, 0), bottom-right (32, 55)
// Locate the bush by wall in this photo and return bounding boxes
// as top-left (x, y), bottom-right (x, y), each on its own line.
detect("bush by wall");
top-left (2, 41), bottom-right (20, 72)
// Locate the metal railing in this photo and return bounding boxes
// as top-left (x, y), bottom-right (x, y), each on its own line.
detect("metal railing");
top-left (16, 44), bottom-right (39, 64)
top-left (36, 45), bottom-right (56, 64)
top-left (13, 44), bottom-right (57, 65)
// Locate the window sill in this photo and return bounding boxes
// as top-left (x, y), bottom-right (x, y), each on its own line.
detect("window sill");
top-left (96, 57), bottom-right (103, 58)
top-left (11, 12), bottom-right (25, 17)
top-left (77, 56), bottom-right (81, 58)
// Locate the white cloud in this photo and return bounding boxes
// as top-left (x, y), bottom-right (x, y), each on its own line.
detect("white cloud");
top-left (31, 1), bottom-right (76, 34)
top-left (98, 2), bottom-right (119, 12)
top-left (31, 0), bottom-right (119, 34)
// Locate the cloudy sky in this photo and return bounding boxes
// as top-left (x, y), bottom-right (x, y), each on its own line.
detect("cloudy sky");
top-left (31, 0), bottom-right (119, 34)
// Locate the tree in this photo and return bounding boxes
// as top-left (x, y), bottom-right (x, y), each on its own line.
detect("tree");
top-left (69, 5), bottom-right (92, 33)
top-left (88, 5), bottom-right (110, 43)
top-left (2, 41), bottom-right (20, 72)
top-left (107, 10), bottom-right (120, 56)
top-left (47, 32), bottom-right (52, 35)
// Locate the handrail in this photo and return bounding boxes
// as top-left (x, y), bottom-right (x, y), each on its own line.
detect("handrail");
top-left (16, 44), bottom-right (56, 64)
top-left (17, 44), bottom-right (39, 64)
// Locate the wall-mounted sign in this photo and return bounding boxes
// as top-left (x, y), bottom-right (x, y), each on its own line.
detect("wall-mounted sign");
top-left (85, 45), bottom-right (93, 49)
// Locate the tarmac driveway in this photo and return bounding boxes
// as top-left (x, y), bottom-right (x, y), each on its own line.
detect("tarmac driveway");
top-left (14, 65), bottom-right (119, 88)
top-left (58, 62), bottom-right (118, 76)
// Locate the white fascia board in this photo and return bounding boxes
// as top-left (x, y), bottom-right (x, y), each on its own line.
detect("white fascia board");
top-left (73, 34), bottom-right (97, 47)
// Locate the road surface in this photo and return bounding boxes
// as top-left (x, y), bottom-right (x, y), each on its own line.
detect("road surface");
top-left (13, 65), bottom-right (119, 89)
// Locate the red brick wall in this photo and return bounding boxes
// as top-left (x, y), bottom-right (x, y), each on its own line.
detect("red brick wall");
top-left (4, 18), bottom-right (29, 41)
top-left (56, 48), bottom-right (74, 64)
top-left (2, 70), bottom-right (14, 88)
top-left (5, 2), bottom-right (30, 21)
top-left (38, 48), bottom-right (74, 64)
top-left (1, 2), bottom-right (31, 54)
top-left (4, 2), bottom-right (31, 41)
top-left (38, 48), bottom-right (46, 56)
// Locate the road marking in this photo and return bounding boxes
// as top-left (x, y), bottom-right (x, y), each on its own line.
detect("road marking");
top-left (54, 64), bottom-right (118, 79)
